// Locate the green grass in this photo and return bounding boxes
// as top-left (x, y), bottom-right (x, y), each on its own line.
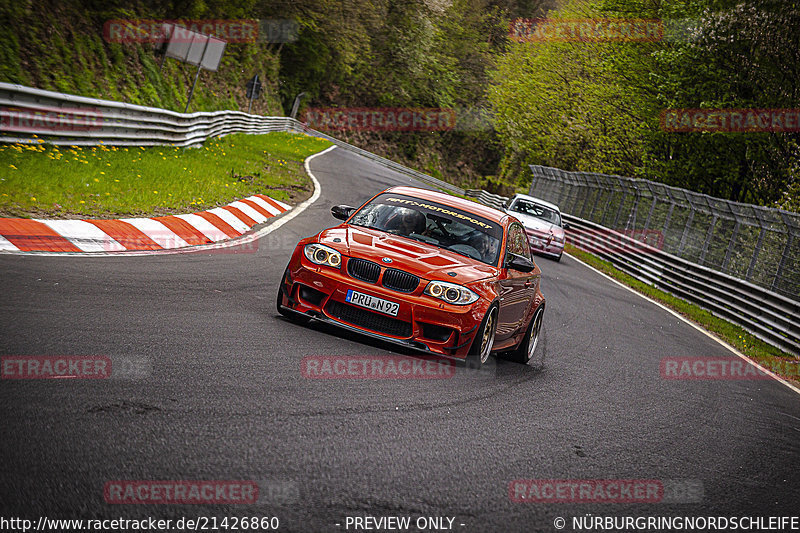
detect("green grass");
top-left (564, 243), bottom-right (800, 385)
top-left (0, 133), bottom-right (332, 218)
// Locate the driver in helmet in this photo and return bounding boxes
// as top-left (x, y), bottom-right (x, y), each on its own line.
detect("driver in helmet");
top-left (470, 232), bottom-right (498, 263)
top-left (388, 208), bottom-right (425, 236)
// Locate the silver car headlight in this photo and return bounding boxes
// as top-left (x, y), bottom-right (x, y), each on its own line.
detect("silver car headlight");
top-left (424, 280), bottom-right (479, 305)
top-left (303, 243), bottom-right (342, 268)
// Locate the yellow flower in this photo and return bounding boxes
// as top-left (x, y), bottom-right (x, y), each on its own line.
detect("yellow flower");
top-left (94, 178), bottom-right (100, 182)
top-left (153, 190), bottom-right (158, 194)
top-left (30, 196), bottom-right (36, 201)
top-left (80, 200), bottom-right (85, 204)
top-left (9, 164), bottom-right (16, 169)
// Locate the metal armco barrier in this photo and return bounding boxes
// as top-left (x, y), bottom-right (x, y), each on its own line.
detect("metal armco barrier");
top-left (0, 82), bottom-right (464, 195)
top-left (0, 82), bottom-right (293, 147)
top-left (563, 215), bottom-right (800, 356)
top-left (2, 83), bottom-right (796, 355)
top-left (463, 189), bottom-right (506, 210)
top-left (528, 164), bottom-right (800, 300)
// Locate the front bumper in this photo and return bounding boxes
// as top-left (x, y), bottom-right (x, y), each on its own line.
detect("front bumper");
top-left (279, 253), bottom-right (490, 358)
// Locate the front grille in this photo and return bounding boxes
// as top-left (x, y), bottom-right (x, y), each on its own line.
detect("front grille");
top-left (347, 258), bottom-right (381, 283)
top-left (325, 300), bottom-right (412, 338)
top-left (382, 268), bottom-right (420, 292)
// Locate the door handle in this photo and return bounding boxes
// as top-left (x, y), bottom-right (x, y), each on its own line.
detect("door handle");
top-left (524, 280), bottom-right (533, 287)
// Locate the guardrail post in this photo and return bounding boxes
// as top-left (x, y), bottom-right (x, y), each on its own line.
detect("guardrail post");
top-left (626, 184), bottom-right (639, 232)
top-left (612, 177), bottom-right (628, 228)
top-left (643, 196), bottom-right (656, 233)
top-left (771, 232), bottom-right (794, 293)
top-left (579, 174), bottom-right (593, 218)
top-left (592, 176), bottom-right (610, 222)
top-left (698, 215), bottom-right (718, 265)
top-left (746, 226), bottom-right (766, 281)
top-left (662, 203), bottom-right (675, 244)
top-left (721, 221), bottom-right (740, 273)
top-left (678, 206), bottom-right (695, 256)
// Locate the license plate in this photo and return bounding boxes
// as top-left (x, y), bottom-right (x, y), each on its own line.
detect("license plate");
top-left (345, 289), bottom-right (400, 317)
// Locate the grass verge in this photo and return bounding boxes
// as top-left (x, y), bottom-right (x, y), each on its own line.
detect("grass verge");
top-left (0, 132), bottom-right (332, 218)
top-left (564, 243), bottom-right (799, 386)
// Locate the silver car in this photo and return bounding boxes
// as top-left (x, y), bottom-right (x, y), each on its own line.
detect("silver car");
top-left (504, 194), bottom-right (569, 262)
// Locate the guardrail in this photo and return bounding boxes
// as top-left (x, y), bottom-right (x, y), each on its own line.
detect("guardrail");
top-left (0, 82), bottom-right (464, 195)
top-left (468, 187), bottom-right (799, 356)
top-left (563, 215), bottom-right (800, 356)
top-left (2, 82), bottom-right (796, 355)
top-left (0, 82), bottom-right (293, 146)
top-left (528, 164), bottom-right (800, 301)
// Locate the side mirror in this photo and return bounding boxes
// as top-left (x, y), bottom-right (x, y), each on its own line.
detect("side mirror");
top-left (506, 253), bottom-right (535, 273)
top-left (563, 222), bottom-right (571, 230)
top-left (331, 205), bottom-right (355, 221)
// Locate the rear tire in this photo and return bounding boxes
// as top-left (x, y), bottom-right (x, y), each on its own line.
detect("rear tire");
top-left (508, 305), bottom-right (544, 365)
top-left (466, 306), bottom-right (498, 369)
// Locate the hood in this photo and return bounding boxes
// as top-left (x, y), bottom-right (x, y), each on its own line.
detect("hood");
top-left (508, 211), bottom-right (564, 237)
top-left (317, 225), bottom-right (498, 284)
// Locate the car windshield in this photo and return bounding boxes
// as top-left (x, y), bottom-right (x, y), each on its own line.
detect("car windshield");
top-left (509, 198), bottom-right (561, 226)
top-left (349, 192), bottom-right (504, 266)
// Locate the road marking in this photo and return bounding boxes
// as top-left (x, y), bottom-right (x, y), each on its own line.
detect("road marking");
top-left (228, 201), bottom-right (268, 223)
top-left (37, 219), bottom-right (126, 252)
top-left (175, 213), bottom-right (228, 242)
top-left (565, 251), bottom-right (800, 396)
top-left (0, 234), bottom-right (20, 251)
top-left (208, 207), bottom-right (250, 233)
top-left (0, 145), bottom-right (336, 256)
top-left (119, 218), bottom-right (189, 249)
top-left (247, 195), bottom-right (283, 216)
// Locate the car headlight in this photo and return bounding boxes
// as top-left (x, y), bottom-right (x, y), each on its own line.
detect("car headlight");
top-left (424, 280), bottom-right (479, 305)
top-left (303, 243), bottom-right (342, 268)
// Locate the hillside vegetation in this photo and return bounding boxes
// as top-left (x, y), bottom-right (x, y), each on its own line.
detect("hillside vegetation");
top-left (1, 0), bottom-right (797, 210)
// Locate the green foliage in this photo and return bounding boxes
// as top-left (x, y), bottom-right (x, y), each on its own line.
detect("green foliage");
top-left (489, 0), bottom-right (800, 210)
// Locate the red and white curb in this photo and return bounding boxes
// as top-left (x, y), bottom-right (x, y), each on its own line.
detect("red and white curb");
top-left (0, 194), bottom-right (290, 253)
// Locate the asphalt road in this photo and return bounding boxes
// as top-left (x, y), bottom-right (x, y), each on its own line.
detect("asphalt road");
top-left (1, 147), bottom-right (798, 532)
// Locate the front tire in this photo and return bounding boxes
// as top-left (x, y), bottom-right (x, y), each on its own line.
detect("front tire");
top-left (508, 304), bottom-right (544, 365)
top-left (466, 306), bottom-right (498, 369)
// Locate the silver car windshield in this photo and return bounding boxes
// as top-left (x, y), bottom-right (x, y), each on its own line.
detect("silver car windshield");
top-left (509, 199), bottom-right (561, 226)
